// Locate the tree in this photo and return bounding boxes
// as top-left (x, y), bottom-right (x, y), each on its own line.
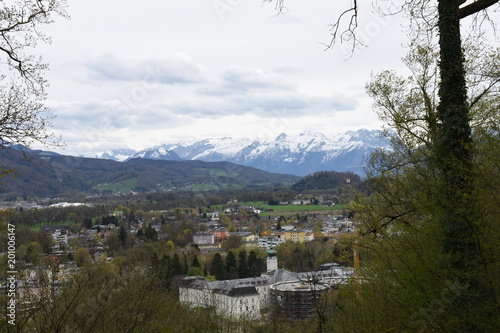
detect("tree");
top-left (83, 218), bottom-right (93, 229)
top-left (20, 241), bottom-right (42, 264)
top-left (186, 266), bottom-right (203, 277)
top-left (330, 39), bottom-right (499, 331)
top-left (267, 1), bottom-right (499, 331)
top-left (144, 224), bottom-right (158, 242)
top-left (247, 250), bottom-right (264, 277)
top-left (225, 250), bottom-right (238, 279)
top-left (221, 234), bottom-right (242, 251)
top-left (155, 254), bottom-right (173, 289)
top-left (165, 240), bottom-right (175, 251)
top-left (15, 262), bottom-right (172, 332)
top-left (191, 255), bottom-right (200, 268)
top-left (74, 247), bottom-right (92, 267)
top-left (237, 249), bottom-right (248, 278)
top-left (118, 225), bottom-right (128, 248)
top-left (431, 6), bottom-right (498, 331)
top-left (0, 1), bottom-right (67, 150)
top-left (171, 253), bottom-right (184, 277)
top-left (211, 253), bottom-right (226, 280)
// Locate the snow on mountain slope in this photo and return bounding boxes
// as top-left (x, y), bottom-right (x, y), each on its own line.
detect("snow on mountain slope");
top-left (99, 148), bottom-right (138, 162)
top-left (131, 146), bottom-right (183, 161)
top-left (99, 129), bottom-right (391, 177)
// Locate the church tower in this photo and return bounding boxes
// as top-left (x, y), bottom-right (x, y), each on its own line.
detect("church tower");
top-left (266, 248), bottom-right (278, 272)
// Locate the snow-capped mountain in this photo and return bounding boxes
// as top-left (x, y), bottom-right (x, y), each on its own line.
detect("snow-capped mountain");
top-left (130, 146), bottom-right (182, 161)
top-left (99, 129), bottom-right (391, 177)
top-left (99, 148), bottom-right (138, 162)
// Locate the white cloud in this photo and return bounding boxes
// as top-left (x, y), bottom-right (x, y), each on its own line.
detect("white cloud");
top-left (35, 0), bottom-right (428, 157)
top-left (84, 53), bottom-right (204, 84)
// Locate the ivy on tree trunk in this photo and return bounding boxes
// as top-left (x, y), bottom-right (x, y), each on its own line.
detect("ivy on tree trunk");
top-left (436, 1), bottom-right (490, 331)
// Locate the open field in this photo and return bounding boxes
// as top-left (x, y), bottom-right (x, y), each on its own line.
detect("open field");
top-left (95, 178), bottom-right (138, 193)
top-left (20, 219), bottom-right (76, 231)
top-left (239, 201), bottom-right (347, 216)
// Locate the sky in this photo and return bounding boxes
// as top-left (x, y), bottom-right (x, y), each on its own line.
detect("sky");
top-left (36, 0), bottom-right (413, 157)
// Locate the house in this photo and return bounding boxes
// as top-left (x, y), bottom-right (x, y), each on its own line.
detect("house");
top-left (92, 224), bottom-right (116, 232)
top-left (40, 225), bottom-right (71, 250)
top-left (239, 205), bottom-right (254, 212)
top-left (207, 211), bottom-right (220, 221)
top-left (282, 229), bottom-right (314, 243)
top-left (258, 236), bottom-right (285, 250)
top-left (209, 228), bottom-right (228, 242)
top-left (224, 206), bottom-right (239, 214)
top-left (193, 232), bottom-right (215, 245)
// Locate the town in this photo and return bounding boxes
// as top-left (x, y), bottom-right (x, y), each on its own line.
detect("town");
top-left (1, 1), bottom-right (498, 331)
top-left (1, 190), bottom-right (359, 331)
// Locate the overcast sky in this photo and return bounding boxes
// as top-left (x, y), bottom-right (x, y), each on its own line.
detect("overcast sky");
top-left (38, 0), bottom-right (413, 157)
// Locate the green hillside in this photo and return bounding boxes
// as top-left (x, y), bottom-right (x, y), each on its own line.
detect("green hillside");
top-left (0, 149), bottom-right (301, 199)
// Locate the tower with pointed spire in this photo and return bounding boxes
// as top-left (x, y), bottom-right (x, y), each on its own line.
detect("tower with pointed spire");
top-left (266, 248), bottom-right (278, 272)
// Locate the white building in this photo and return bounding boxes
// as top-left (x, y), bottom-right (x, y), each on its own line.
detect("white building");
top-left (258, 236), bottom-right (285, 250)
top-left (179, 256), bottom-right (354, 320)
top-left (193, 232), bottom-right (215, 245)
top-left (179, 276), bottom-right (270, 319)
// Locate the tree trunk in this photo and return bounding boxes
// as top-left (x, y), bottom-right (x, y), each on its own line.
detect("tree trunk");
top-left (436, 1), bottom-right (486, 331)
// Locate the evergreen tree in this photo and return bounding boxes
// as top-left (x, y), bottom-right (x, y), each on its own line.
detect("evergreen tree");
top-left (225, 250), bottom-right (237, 272)
top-left (160, 254), bottom-right (173, 289)
top-left (83, 218), bottom-right (92, 229)
top-left (247, 250), bottom-right (263, 277)
top-left (212, 253), bottom-right (227, 280)
top-left (238, 249), bottom-right (249, 278)
top-left (171, 253), bottom-right (184, 276)
top-left (183, 253), bottom-right (189, 274)
top-left (225, 250), bottom-right (238, 279)
top-left (119, 226), bottom-right (128, 248)
top-left (192, 255), bottom-right (200, 268)
top-left (144, 224), bottom-right (158, 242)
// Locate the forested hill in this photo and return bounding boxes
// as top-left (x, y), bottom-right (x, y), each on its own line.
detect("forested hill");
top-left (291, 171), bottom-right (362, 192)
top-left (0, 148), bottom-right (300, 200)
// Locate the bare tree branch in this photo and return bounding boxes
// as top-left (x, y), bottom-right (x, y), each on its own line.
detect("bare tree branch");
top-left (459, 0), bottom-right (499, 19)
top-left (319, 0), bottom-right (362, 57)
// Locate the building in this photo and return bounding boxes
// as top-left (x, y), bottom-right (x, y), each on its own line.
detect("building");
top-left (282, 229), bottom-right (314, 243)
top-left (258, 236), bottom-right (285, 250)
top-left (179, 253), bottom-right (354, 320)
top-left (40, 225), bottom-right (71, 251)
top-left (193, 232), bottom-right (215, 245)
top-left (207, 211), bottom-right (220, 221)
top-left (179, 276), bottom-right (270, 319)
top-left (209, 228), bottom-right (227, 242)
top-left (266, 249), bottom-right (278, 272)
top-left (270, 281), bottom-right (329, 320)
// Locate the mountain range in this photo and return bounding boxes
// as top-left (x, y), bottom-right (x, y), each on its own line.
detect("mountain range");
top-left (100, 129), bottom-right (390, 177)
top-left (0, 129), bottom-right (390, 199)
top-left (0, 149), bottom-right (300, 200)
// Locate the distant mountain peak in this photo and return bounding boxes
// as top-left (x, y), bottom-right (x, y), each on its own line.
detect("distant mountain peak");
top-left (130, 146), bottom-right (182, 161)
top-left (97, 129), bottom-right (390, 177)
top-left (99, 148), bottom-right (137, 162)
top-left (276, 132), bottom-right (287, 141)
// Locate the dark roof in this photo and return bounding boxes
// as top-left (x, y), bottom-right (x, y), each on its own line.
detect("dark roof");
top-left (40, 225), bottom-right (71, 232)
